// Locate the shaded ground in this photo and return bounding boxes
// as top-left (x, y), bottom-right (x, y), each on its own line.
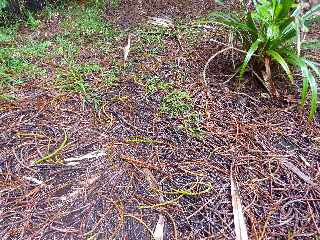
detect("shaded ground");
top-left (1, 1), bottom-right (320, 239)
top-left (105, 0), bottom-right (240, 28)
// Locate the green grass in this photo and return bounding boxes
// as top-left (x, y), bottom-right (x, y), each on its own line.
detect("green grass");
top-left (26, 11), bottom-right (41, 30)
top-left (0, 40), bottom-right (50, 61)
top-left (0, 56), bottom-right (45, 87)
top-left (145, 76), bottom-right (173, 95)
top-left (0, 24), bottom-right (19, 42)
top-left (0, 36), bottom-right (50, 90)
top-left (20, 40), bottom-right (51, 57)
top-left (54, 60), bottom-right (120, 89)
top-left (138, 26), bottom-right (167, 45)
top-left (136, 25), bottom-right (170, 55)
top-left (176, 21), bottom-right (203, 44)
top-left (0, 93), bottom-right (17, 102)
top-left (109, 0), bottom-right (121, 8)
top-left (60, 4), bottom-right (118, 40)
top-left (160, 90), bottom-right (192, 116)
top-left (102, 62), bottom-right (121, 86)
top-left (53, 36), bottom-right (80, 63)
top-left (180, 111), bottom-right (204, 139)
top-left (56, 63), bottom-right (94, 92)
top-left (0, 0), bottom-right (202, 116)
top-left (53, 62), bottom-right (106, 110)
top-left (0, 1), bottom-right (121, 110)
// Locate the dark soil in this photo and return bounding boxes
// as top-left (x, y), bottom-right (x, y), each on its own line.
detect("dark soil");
top-left (105, 0), bottom-right (240, 28)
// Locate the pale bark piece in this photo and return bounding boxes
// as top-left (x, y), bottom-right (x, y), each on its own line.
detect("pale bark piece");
top-left (231, 176), bottom-right (249, 240)
top-left (282, 160), bottom-right (316, 186)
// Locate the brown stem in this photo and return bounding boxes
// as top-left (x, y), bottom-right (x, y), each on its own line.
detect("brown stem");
top-left (264, 56), bottom-right (279, 98)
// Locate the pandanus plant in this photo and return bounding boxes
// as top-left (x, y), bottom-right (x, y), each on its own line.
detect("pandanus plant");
top-left (208, 0), bottom-right (320, 120)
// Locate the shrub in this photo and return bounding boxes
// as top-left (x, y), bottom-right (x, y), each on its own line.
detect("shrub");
top-left (208, 0), bottom-right (320, 120)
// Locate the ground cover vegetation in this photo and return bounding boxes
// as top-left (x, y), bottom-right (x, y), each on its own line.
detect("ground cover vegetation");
top-left (203, 0), bottom-right (320, 120)
top-left (0, 0), bottom-right (320, 239)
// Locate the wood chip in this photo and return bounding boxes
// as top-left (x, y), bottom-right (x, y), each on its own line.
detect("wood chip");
top-left (231, 175), bottom-right (249, 240)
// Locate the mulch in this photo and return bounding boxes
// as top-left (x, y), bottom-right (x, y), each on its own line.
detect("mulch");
top-left (1, 1), bottom-right (320, 239)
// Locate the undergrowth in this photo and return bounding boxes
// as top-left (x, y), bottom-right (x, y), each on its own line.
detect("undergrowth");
top-left (203, 0), bottom-right (320, 120)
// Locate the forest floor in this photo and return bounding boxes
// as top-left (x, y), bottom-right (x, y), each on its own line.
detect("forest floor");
top-left (0, 1), bottom-right (320, 239)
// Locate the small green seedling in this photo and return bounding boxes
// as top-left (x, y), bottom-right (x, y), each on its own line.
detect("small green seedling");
top-left (26, 11), bottom-right (40, 30)
top-left (160, 90), bottom-right (192, 116)
top-left (145, 76), bottom-right (173, 95)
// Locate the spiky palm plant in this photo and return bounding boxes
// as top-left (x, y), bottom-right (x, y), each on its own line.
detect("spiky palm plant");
top-left (208, 0), bottom-right (320, 120)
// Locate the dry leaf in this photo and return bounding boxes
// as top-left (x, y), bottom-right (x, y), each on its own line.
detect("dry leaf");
top-left (23, 176), bottom-right (44, 185)
top-left (148, 17), bottom-right (174, 28)
top-left (123, 34), bottom-right (131, 64)
top-left (153, 214), bottom-right (165, 240)
top-left (231, 176), bottom-right (249, 240)
top-left (64, 150), bottom-right (106, 166)
top-left (282, 160), bottom-right (316, 186)
top-left (143, 168), bottom-right (166, 240)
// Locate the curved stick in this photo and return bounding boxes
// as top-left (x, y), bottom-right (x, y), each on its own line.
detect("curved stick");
top-left (202, 47), bottom-right (234, 87)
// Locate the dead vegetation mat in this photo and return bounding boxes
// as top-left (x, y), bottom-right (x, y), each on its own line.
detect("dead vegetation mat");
top-left (1, 2), bottom-right (320, 240)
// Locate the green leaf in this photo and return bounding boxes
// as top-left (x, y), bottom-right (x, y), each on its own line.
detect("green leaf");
top-left (295, 16), bottom-right (302, 56)
top-left (306, 72), bottom-right (318, 121)
top-left (276, 0), bottom-right (294, 19)
top-left (300, 77), bottom-right (309, 107)
top-left (214, 0), bottom-right (225, 5)
top-left (275, 3), bottom-right (284, 19)
top-left (267, 24), bottom-right (280, 39)
top-left (208, 11), bottom-right (256, 33)
top-left (301, 39), bottom-right (320, 49)
top-left (305, 60), bottom-right (320, 79)
top-left (271, 0), bottom-right (277, 20)
top-left (286, 53), bottom-right (318, 120)
top-left (278, 19), bottom-right (296, 42)
top-left (278, 16), bottom-right (295, 31)
top-left (246, 12), bottom-right (258, 39)
top-left (305, 60), bottom-right (320, 120)
top-left (267, 50), bottom-right (293, 84)
top-left (240, 39), bottom-right (261, 78)
top-left (302, 3), bottom-right (320, 21)
top-left (0, 0), bottom-right (8, 10)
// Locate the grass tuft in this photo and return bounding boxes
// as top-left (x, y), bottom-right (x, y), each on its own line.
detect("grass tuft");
top-left (160, 90), bottom-right (192, 116)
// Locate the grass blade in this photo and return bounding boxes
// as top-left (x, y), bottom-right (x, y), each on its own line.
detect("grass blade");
top-left (305, 60), bottom-right (320, 79)
top-left (208, 12), bottom-right (256, 33)
top-left (34, 129), bottom-right (68, 164)
top-left (305, 60), bottom-right (320, 120)
top-left (240, 39), bottom-right (261, 78)
top-left (246, 12), bottom-right (258, 39)
top-left (302, 3), bottom-right (320, 21)
top-left (286, 53), bottom-right (318, 120)
top-left (276, 0), bottom-right (294, 18)
top-left (300, 77), bottom-right (309, 107)
top-left (288, 53), bottom-right (309, 101)
top-left (301, 39), bottom-right (320, 49)
top-left (267, 50), bottom-right (293, 84)
top-left (307, 73), bottom-right (318, 121)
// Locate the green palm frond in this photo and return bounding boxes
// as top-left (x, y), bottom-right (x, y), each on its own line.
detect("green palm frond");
top-left (208, 0), bottom-right (320, 120)
top-left (240, 39), bottom-right (261, 78)
top-left (268, 50), bottom-right (293, 83)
